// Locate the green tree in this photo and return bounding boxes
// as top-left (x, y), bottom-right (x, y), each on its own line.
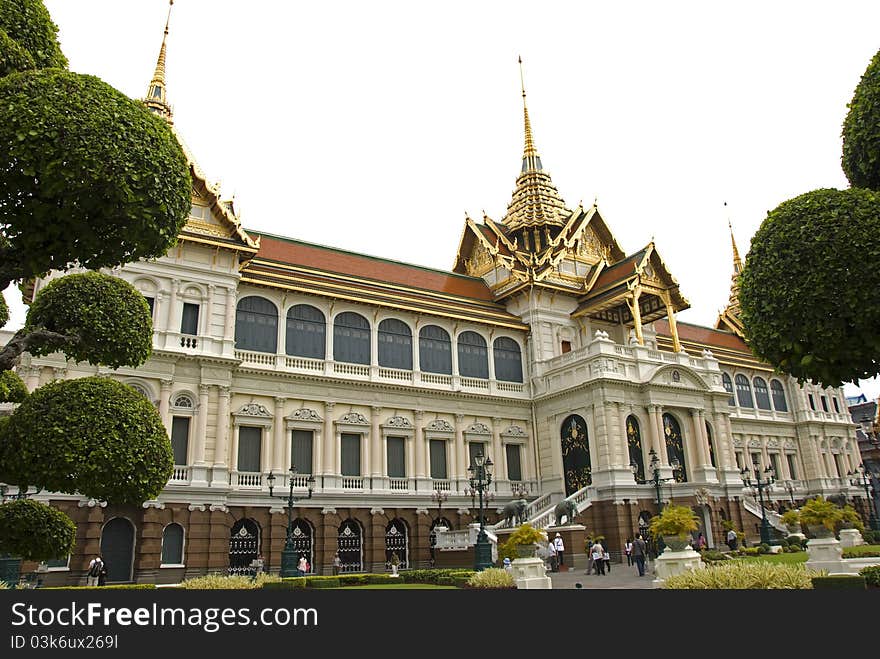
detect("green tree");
top-left (0, 1), bottom-right (189, 562)
top-left (740, 47), bottom-right (880, 386)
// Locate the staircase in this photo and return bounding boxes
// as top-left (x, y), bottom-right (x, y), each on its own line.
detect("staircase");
top-left (742, 493), bottom-right (788, 536)
top-left (493, 486), bottom-right (592, 532)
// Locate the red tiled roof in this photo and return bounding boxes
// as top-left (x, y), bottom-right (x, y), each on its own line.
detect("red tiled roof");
top-left (592, 250), bottom-right (645, 290)
top-left (654, 319), bottom-right (750, 353)
top-left (252, 233), bottom-right (495, 301)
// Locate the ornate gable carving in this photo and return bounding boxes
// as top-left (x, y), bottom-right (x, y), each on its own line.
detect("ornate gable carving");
top-left (288, 408), bottom-right (323, 422)
top-left (466, 422), bottom-right (491, 435)
top-left (385, 416), bottom-right (413, 429)
top-left (338, 412), bottom-right (369, 425)
top-left (503, 425), bottom-right (527, 437)
top-left (426, 419), bottom-right (454, 432)
top-left (234, 403), bottom-right (272, 417)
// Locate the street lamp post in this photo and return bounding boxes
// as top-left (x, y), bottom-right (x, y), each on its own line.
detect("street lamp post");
top-left (741, 463), bottom-right (775, 546)
top-left (848, 463), bottom-right (880, 532)
top-left (783, 481), bottom-right (796, 508)
top-left (466, 452), bottom-right (493, 571)
top-left (267, 468), bottom-right (316, 577)
top-left (431, 488), bottom-right (449, 526)
top-left (631, 448), bottom-right (680, 514)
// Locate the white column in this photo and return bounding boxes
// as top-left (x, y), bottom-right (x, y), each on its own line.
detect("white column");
top-left (322, 402), bottom-right (335, 476)
top-left (158, 379), bottom-right (173, 431)
top-left (194, 385), bottom-right (209, 466)
top-left (524, 419), bottom-right (536, 483)
top-left (166, 279), bottom-right (180, 335)
top-left (690, 410), bottom-right (707, 467)
top-left (223, 287), bottom-right (236, 343)
top-left (273, 397), bottom-right (286, 472)
top-left (371, 406), bottom-right (382, 478)
top-left (214, 386), bottom-right (230, 468)
top-left (24, 366), bottom-right (41, 392)
top-left (203, 284), bottom-right (215, 336)
top-left (414, 410), bottom-right (426, 480)
top-left (616, 402), bottom-right (629, 469)
top-left (491, 418), bottom-right (506, 482)
top-left (454, 414), bottom-right (466, 482)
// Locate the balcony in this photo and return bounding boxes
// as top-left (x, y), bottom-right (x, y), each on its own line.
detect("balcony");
top-left (233, 349), bottom-right (528, 398)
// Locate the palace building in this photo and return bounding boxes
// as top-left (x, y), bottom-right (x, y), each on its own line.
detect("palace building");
top-left (8, 10), bottom-right (863, 584)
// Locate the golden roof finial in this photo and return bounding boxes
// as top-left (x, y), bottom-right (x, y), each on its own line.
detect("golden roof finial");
top-left (144, 0), bottom-right (174, 122)
top-left (728, 216), bottom-right (742, 275)
top-left (518, 56), bottom-right (542, 172)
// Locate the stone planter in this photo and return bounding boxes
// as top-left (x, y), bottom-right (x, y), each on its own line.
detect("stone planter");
top-left (662, 535), bottom-right (691, 552)
top-left (515, 544), bottom-right (538, 559)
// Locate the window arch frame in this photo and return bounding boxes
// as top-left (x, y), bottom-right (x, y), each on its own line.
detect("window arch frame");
top-left (333, 311), bottom-right (371, 365)
top-left (721, 372), bottom-right (735, 406)
top-left (160, 522), bottom-right (185, 567)
top-left (734, 374), bottom-right (754, 408)
top-left (285, 303), bottom-right (326, 359)
top-left (493, 336), bottom-right (523, 383)
top-left (378, 318), bottom-right (413, 370)
top-left (234, 295), bottom-right (279, 354)
top-left (457, 330), bottom-right (489, 379)
top-left (753, 376), bottom-right (771, 410)
top-left (419, 325), bottom-right (452, 375)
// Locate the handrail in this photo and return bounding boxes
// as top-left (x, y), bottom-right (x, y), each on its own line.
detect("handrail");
top-left (741, 493), bottom-right (787, 533)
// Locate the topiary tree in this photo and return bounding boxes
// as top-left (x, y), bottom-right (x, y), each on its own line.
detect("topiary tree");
top-left (740, 47), bottom-right (880, 387)
top-left (842, 48), bottom-right (880, 190)
top-left (0, 1), bottom-right (188, 565)
top-left (0, 498), bottom-right (75, 563)
top-left (739, 188), bottom-right (880, 386)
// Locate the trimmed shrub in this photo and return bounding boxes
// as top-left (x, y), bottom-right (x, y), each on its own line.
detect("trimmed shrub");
top-left (700, 551), bottom-right (730, 563)
top-left (758, 543), bottom-right (771, 555)
top-left (305, 576), bottom-right (340, 589)
top-left (42, 584), bottom-right (156, 590)
top-left (0, 369), bottom-right (27, 403)
top-left (786, 536), bottom-right (806, 549)
top-left (262, 578), bottom-right (306, 590)
top-left (842, 47), bottom-right (880, 189)
top-left (181, 573), bottom-right (280, 590)
top-left (841, 545), bottom-right (880, 558)
top-left (0, 499), bottom-right (75, 561)
top-left (662, 562), bottom-right (820, 589)
top-left (466, 567), bottom-right (515, 589)
top-left (859, 565), bottom-right (880, 587)
top-left (810, 575), bottom-right (866, 590)
top-left (0, 0), bottom-right (67, 70)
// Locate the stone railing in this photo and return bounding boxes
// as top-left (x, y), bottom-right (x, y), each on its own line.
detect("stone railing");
top-left (168, 466), bottom-right (190, 484)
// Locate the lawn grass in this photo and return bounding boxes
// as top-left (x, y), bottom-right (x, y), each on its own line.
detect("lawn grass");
top-left (738, 551), bottom-right (808, 565)
top-left (337, 583), bottom-right (458, 590)
top-left (841, 544), bottom-right (880, 557)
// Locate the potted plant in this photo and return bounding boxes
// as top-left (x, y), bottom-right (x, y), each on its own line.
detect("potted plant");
top-left (798, 497), bottom-right (842, 538)
top-left (781, 509), bottom-right (801, 535)
top-left (838, 505), bottom-right (865, 533)
top-left (648, 505), bottom-right (699, 552)
top-left (499, 523), bottom-right (547, 560)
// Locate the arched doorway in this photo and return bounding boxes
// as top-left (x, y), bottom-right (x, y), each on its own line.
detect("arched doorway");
top-left (385, 519), bottom-right (409, 569)
top-left (228, 518), bottom-right (261, 576)
top-left (100, 517), bottom-right (135, 583)
top-left (662, 413), bottom-right (688, 482)
top-left (429, 516), bottom-right (452, 565)
top-left (337, 519), bottom-right (363, 573)
top-left (289, 519), bottom-right (313, 572)
top-left (561, 414), bottom-right (592, 496)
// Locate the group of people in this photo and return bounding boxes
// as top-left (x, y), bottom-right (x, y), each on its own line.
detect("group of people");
top-left (86, 556), bottom-right (108, 586)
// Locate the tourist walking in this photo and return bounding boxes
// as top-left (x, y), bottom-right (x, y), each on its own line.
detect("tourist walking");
top-left (603, 547), bottom-right (612, 574)
top-left (86, 556), bottom-right (104, 587)
top-left (548, 538), bottom-right (558, 572)
top-left (589, 539), bottom-right (605, 575)
top-left (97, 562), bottom-right (108, 587)
top-left (332, 551), bottom-right (342, 575)
top-left (726, 528), bottom-right (738, 551)
top-left (553, 533), bottom-right (565, 569)
top-left (631, 533), bottom-right (647, 577)
top-left (624, 538), bottom-right (633, 566)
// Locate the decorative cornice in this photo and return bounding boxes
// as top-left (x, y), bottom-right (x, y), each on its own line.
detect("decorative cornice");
top-left (234, 403), bottom-right (272, 417)
top-left (337, 412), bottom-right (369, 425)
top-left (370, 507), bottom-right (385, 516)
top-left (384, 415), bottom-right (413, 429)
top-left (465, 422), bottom-right (491, 435)
top-left (187, 504), bottom-right (206, 512)
top-left (321, 507), bottom-right (337, 515)
top-left (426, 419), bottom-right (454, 432)
top-left (209, 504), bottom-right (228, 513)
top-left (142, 500), bottom-right (166, 510)
top-left (288, 408), bottom-right (323, 422)
top-left (503, 424), bottom-right (527, 437)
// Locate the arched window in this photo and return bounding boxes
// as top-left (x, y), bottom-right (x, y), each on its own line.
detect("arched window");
top-left (385, 519), bottom-right (409, 569)
top-left (770, 379), bottom-right (788, 412)
top-left (378, 319), bottom-right (412, 370)
top-left (100, 517), bottom-right (135, 583)
top-left (457, 331), bottom-right (488, 379)
top-left (626, 415), bottom-right (645, 482)
top-left (735, 374), bottom-right (754, 408)
top-left (161, 523), bottom-right (184, 565)
top-left (722, 372), bottom-right (735, 406)
top-left (419, 325), bottom-right (452, 375)
top-left (493, 337), bottom-right (523, 383)
top-left (235, 296), bottom-right (278, 353)
top-left (753, 377), bottom-right (771, 410)
top-left (337, 519), bottom-right (363, 573)
top-left (333, 312), bottom-right (370, 365)
top-left (286, 304), bottom-right (325, 359)
top-left (662, 413), bottom-right (688, 482)
top-left (560, 414), bottom-right (591, 495)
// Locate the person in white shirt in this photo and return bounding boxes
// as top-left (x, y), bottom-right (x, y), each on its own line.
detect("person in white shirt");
top-left (624, 539), bottom-right (634, 566)
top-left (553, 533), bottom-right (565, 568)
top-left (86, 556), bottom-right (104, 587)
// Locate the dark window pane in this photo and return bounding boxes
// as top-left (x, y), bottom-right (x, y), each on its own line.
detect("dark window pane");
top-left (378, 319), bottom-right (412, 370)
top-left (161, 524), bottom-right (184, 564)
top-left (286, 304), bottom-right (326, 359)
top-left (429, 440), bottom-right (447, 479)
top-left (144, 296), bottom-right (154, 317)
top-left (820, 396), bottom-right (829, 413)
top-left (457, 331), bottom-right (488, 379)
top-left (235, 296), bottom-right (278, 353)
top-left (787, 454), bottom-right (797, 479)
top-left (341, 433), bottom-right (361, 476)
top-left (808, 394), bottom-right (816, 411)
top-left (170, 416), bottom-right (190, 465)
top-left (181, 303), bottom-right (199, 336)
top-left (506, 444), bottom-right (522, 482)
top-left (468, 442), bottom-right (487, 469)
top-left (722, 373), bottom-right (735, 406)
top-left (237, 426), bottom-right (262, 472)
top-left (493, 337), bottom-right (523, 382)
top-left (735, 374), bottom-right (754, 408)
top-left (387, 436), bottom-right (406, 478)
top-left (291, 430), bottom-right (313, 474)
top-left (770, 380), bottom-right (788, 412)
top-left (419, 325), bottom-right (452, 375)
top-left (754, 377), bottom-right (771, 410)
top-left (334, 312), bottom-right (370, 365)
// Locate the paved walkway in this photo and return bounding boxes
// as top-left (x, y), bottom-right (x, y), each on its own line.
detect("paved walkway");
top-left (548, 559), bottom-right (657, 589)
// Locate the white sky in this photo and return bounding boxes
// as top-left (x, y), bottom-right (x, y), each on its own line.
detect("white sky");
top-left (6, 0), bottom-right (880, 399)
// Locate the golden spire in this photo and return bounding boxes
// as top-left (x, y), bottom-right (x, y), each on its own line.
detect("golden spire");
top-left (143, 0), bottom-right (174, 122)
top-left (716, 205), bottom-right (745, 337)
top-left (729, 220), bottom-right (742, 275)
top-left (519, 56), bottom-right (542, 173)
top-left (502, 57), bottom-right (570, 234)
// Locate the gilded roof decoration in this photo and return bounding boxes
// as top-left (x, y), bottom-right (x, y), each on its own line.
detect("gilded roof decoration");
top-left (715, 222), bottom-right (745, 338)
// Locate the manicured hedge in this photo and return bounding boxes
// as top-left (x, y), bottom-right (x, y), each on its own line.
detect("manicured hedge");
top-left (810, 575), bottom-right (866, 590)
top-left (41, 584), bottom-right (156, 590)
